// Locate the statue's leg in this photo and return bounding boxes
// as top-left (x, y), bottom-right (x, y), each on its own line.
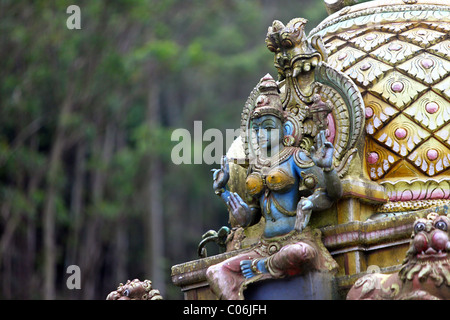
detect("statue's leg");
top-left (265, 241), bottom-right (317, 277)
top-left (206, 250), bottom-right (262, 300)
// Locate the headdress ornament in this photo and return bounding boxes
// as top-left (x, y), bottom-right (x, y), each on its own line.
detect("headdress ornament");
top-left (250, 74), bottom-right (285, 121)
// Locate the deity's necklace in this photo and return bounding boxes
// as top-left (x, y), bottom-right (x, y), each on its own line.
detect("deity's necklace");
top-left (252, 147), bottom-right (296, 221)
top-left (254, 146), bottom-right (295, 172)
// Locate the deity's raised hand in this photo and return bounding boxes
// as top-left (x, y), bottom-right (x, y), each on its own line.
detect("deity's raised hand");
top-left (228, 192), bottom-right (251, 227)
top-left (295, 198), bottom-right (313, 232)
top-left (212, 156), bottom-right (230, 193)
top-left (310, 130), bottom-right (334, 170)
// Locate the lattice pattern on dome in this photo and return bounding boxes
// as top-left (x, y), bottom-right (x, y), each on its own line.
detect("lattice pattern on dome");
top-left (322, 16), bottom-right (450, 201)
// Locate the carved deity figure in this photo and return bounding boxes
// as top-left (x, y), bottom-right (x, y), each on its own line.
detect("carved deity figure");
top-left (347, 213), bottom-right (450, 300)
top-left (205, 74), bottom-right (341, 300)
top-left (106, 279), bottom-right (163, 300)
top-left (307, 94), bottom-right (333, 132)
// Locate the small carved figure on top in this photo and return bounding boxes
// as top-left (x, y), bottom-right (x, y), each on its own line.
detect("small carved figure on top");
top-left (206, 74), bottom-right (341, 300)
top-left (307, 94), bottom-right (333, 132)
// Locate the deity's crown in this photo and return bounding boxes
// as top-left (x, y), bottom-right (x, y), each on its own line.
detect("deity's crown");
top-left (250, 74), bottom-right (285, 121)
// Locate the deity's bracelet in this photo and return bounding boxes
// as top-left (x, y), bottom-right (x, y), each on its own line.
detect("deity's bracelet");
top-left (215, 188), bottom-right (225, 195)
top-left (251, 259), bottom-right (262, 274)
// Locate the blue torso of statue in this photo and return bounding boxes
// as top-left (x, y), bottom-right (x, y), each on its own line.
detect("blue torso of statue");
top-left (246, 147), bottom-right (326, 238)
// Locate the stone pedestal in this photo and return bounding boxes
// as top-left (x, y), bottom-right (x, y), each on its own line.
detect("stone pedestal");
top-left (244, 271), bottom-right (338, 300)
top-left (171, 209), bottom-right (423, 299)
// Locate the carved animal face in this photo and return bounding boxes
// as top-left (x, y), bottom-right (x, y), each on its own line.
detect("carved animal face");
top-left (265, 18), bottom-right (326, 82)
top-left (399, 214), bottom-right (450, 288)
top-left (106, 279), bottom-right (162, 300)
top-left (411, 214), bottom-right (450, 259)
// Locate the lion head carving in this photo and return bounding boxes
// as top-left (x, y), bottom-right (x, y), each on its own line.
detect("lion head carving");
top-left (397, 213), bottom-right (450, 299)
top-left (347, 213), bottom-right (450, 300)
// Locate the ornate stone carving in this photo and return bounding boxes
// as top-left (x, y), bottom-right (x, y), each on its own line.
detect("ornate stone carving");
top-left (207, 73), bottom-right (342, 300)
top-left (106, 279), bottom-right (163, 300)
top-left (261, 18), bottom-right (364, 175)
top-left (197, 226), bottom-right (231, 258)
top-left (200, 6), bottom-right (377, 298)
top-left (311, 0), bottom-right (450, 208)
top-left (171, 0), bottom-right (450, 301)
top-left (347, 213), bottom-right (450, 300)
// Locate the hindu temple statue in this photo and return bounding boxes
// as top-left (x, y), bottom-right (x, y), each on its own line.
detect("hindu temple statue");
top-left (110, 0), bottom-right (450, 301)
top-left (171, 10), bottom-right (366, 301)
top-left (206, 74), bottom-right (341, 300)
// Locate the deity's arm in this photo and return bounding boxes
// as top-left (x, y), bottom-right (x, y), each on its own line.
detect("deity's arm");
top-left (212, 156), bottom-right (234, 206)
top-left (228, 193), bottom-right (261, 228)
top-left (298, 169), bottom-right (342, 213)
top-left (293, 149), bottom-right (342, 213)
top-left (213, 156), bottom-right (262, 228)
top-left (307, 130), bottom-right (343, 204)
top-left (215, 188), bottom-right (261, 228)
top-left (303, 187), bottom-right (333, 212)
top-left (322, 166), bottom-right (343, 200)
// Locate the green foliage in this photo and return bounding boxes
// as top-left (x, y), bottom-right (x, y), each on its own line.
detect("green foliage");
top-left (0, 0), bottom-right (331, 300)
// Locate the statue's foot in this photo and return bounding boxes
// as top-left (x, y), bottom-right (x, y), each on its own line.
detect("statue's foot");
top-left (240, 259), bottom-right (267, 279)
top-left (240, 260), bottom-right (254, 279)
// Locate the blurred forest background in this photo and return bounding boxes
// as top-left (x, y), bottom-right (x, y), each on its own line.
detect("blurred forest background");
top-left (0, 0), bottom-right (330, 299)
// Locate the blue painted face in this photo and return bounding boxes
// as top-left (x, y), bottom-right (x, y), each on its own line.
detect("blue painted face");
top-left (251, 115), bottom-right (283, 151)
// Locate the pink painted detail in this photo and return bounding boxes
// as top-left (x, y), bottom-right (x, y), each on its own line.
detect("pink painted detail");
top-left (427, 149), bottom-right (439, 161)
top-left (360, 63), bottom-right (371, 71)
top-left (413, 233), bottom-right (428, 252)
top-left (388, 43), bottom-right (403, 51)
top-left (322, 224), bottom-right (441, 251)
top-left (430, 188), bottom-right (445, 199)
top-left (387, 185), bottom-right (450, 202)
top-left (425, 102), bottom-right (439, 114)
top-left (400, 190), bottom-right (413, 201)
top-left (391, 81), bottom-right (404, 93)
top-left (366, 231), bottom-right (374, 241)
top-left (421, 58), bottom-right (434, 69)
top-left (394, 128), bottom-right (407, 140)
top-left (431, 231), bottom-right (448, 251)
top-left (326, 113), bottom-right (336, 144)
top-left (338, 52), bottom-right (347, 61)
top-left (365, 107), bottom-right (374, 118)
top-left (413, 190), bottom-right (422, 201)
top-left (365, 34), bottom-right (376, 41)
top-left (367, 152), bottom-right (379, 164)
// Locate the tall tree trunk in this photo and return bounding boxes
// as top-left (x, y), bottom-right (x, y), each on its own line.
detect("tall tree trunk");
top-left (0, 201), bottom-right (13, 299)
top-left (24, 137), bottom-right (41, 299)
top-left (113, 215), bottom-right (127, 284)
top-left (65, 141), bottom-right (86, 299)
top-left (112, 131), bottom-right (128, 286)
top-left (80, 125), bottom-right (114, 299)
top-left (68, 142), bottom-right (86, 259)
top-left (145, 76), bottom-right (165, 295)
top-left (42, 94), bottom-right (73, 299)
top-left (0, 202), bottom-right (17, 265)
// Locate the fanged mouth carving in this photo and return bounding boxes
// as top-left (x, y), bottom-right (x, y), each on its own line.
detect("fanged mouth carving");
top-left (291, 55), bottom-right (320, 79)
top-left (266, 18), bottom-right (327, 90)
